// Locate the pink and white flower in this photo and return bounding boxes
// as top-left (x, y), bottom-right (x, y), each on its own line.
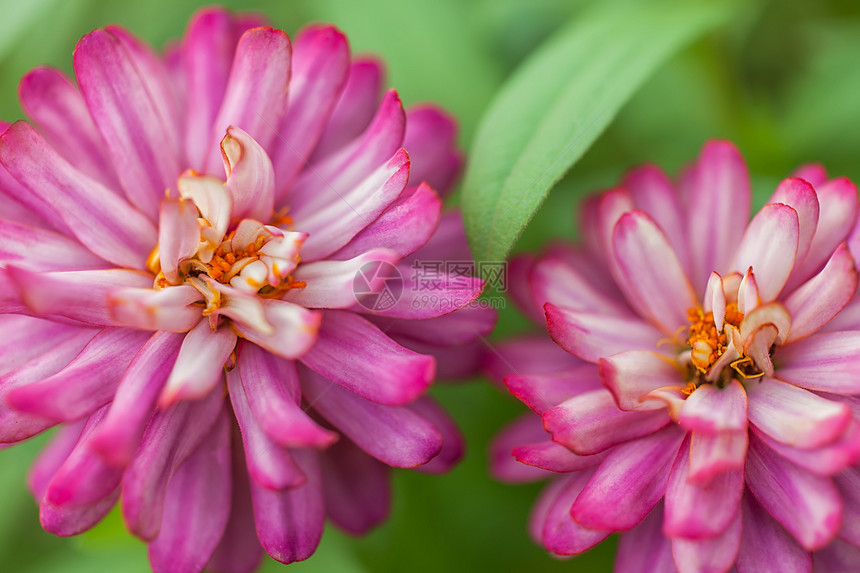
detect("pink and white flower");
top-left (489, 141), bottom-right (860, 572)
top-left (0, 8), bottom-right (493, 572)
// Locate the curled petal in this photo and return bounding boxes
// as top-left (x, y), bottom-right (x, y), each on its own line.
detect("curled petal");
top-left (158, 197), bottom-right (200, 284)
top-left (221, 125), bottom-right (275, 221)
top-left (232, 299), bottom-right (321, 360)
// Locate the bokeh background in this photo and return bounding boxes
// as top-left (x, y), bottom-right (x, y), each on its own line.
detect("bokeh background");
top-left (1, 0), bottom-right (859, 571)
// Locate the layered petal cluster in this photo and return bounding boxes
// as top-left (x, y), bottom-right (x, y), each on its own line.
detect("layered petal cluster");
top-left (489, 141), bottom-right (860, 572)
top-left (0, 8), bottom-right (493, 572)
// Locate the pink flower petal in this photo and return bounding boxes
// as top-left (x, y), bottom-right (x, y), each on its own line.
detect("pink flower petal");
top-left (74, 28), bottom-right (181, 220)
top-left (177, 173), bottom-right (232, 246)
top-left (319, 437), bottom-right (391, 535)
top-left (227, 369), bottom-right (306, 491)
top-left (571, 425), bottom-right (685, 531)
top-left (291, 90), bottom-right (405, 237)
top-left (221, 125), bottom-right (275, 221)
top-left (237, 342), bottom-right (336, 449)
top-left (285, 248), bottom-right (400, 308)
top-left (513, 440), bottom-right (604, 474)
top-left (206, 429), bottom-right (262, 573)
top-left (738, 301), bottom-right (792, 345)
top-left (361, 262), bottom-right (484, 320)
top-left (270, 25), bottom-right (350, 197)
top-left (624, 164), bottom-right (689, 273)
top-left (489, 414), bottom-right (552, 484)
top-left (812, 538), bottom-right (860, 573)
top-left (402, 105), bottom-right (462, 196)
top-left (540, 469), bottom-right (612, 555)
top-left (746, 437), bottom-right (842, 551)
top-left (7, 267), bottom-right (152, 325)
top-left (6, 327), bottom-right (150, 422)
top-left (776, 331), bottom-right (860, 394)
top-left (180, 7), bottom-right (245, 170)
top-left (301, 366), bottom-right (442, 468)
top-left (754, 422), bottom-right (860, 476)
top-left (43, 406), bottom-right (123, 508)
top-left (736, 494), bottom-right (812, 573)
top-left (122, 390), bottom-right (224, 541)
top-left (0, 122), bottom-right (157, 268)
top-left (506, 364), bottom-right (602, 415)
top-left (529, 253), bottom-right (633, 318)
top-left (205, 27), bottom-right (292, 173)
top-left (157, 196), bottom-right (200, 284)
top-left (792, 163), bottom-right (828, 187)
top-left (0, 177), bottom-right (56, 231)
top-left (543, 389), bottom-right (671, 456)
top-left (0, 328), bottom-right (96, 443)
top-left (232, 299), bottom-right (321, 360)
top-left (104, 25), bottom-right (182, 145)
top-left (367, 300), bottom-right (496, 346)
top-left (159, 321), bottom-right (236, 407)
top-left (767, 177), bottom-right (820, 269)
top-left (292, 147), bottom-right (411, 262)
top-left (483, 335), bottom-right (582, 385)
top-left (27, 421), bottom-right (85, 501)
top-left (408, 397), bottom-right (464, 474)
top-left (545, 304), bottom-right (665, 363)
top-left (19, 67), bottom-right (120, 190)
top-left (688, 430), bottom-right (748, 484)
top-left (615, 504), bottom-right (678, 573)
top-left (40, 488), bottom-right (119, 537)
top-left (148, 408), bottom-right (232, 573)
top-left (0, 316), bottom-right (93, 377)
top-left (300, 310), bottom-right (434, 406)
top-left (664, 435), bottom-right (743, 539)
top-left (834, 469), bottom-right (860, 547)
top-left (782, 243), bottom-right (858, 343)
top-left (0, 220), bottom-right (108, 272)
top-left (678, 380), bottom-right (748, 434)
top-left (671, 510), bottom-right (741, 573)
top-left (88, 331), bottom-right (184, 467)
top-left (704, 272), bottom-right (727, 330)
top-left (612, 210), bottom-right (696, 334)
top-left (311, 58), bottom-right (384, 160)
top-left (332, 183), bottom-right (442, 260)
top-left (594, 187), bottom-right (634, 267)
top-left (249, 449), bottom-right (324, 565)
top-left (788, 177), bottom-right (859, 290)
top-left (746, 377), bottom-right (851, 449)
top-left (731, 203), bottom-right (799, 301)
top-left (600, 350), bottom-right (685, 412)
top-left (686, 140), bottom-right (751, 291)
top-left (107, 285), bottom-right (204, 332)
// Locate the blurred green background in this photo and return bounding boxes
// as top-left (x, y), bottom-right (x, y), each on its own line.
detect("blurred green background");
top-left (1, 0), bottom-right (859, 571)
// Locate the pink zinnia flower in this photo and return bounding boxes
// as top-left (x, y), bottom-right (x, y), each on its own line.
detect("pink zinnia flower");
top-left (488, 141), bottom-right (860, 572)
top-left (0, 8), bottom-right (493, 572)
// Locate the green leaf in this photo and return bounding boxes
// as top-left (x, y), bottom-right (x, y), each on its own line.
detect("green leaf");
top-left (461, 0), bottom-right (734, 263)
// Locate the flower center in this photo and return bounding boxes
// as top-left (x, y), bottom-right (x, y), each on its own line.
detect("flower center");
top-left (683, 302), bottom-right (763, 392)
top-left (687, 303), bottom-right (742, 373)
top-left (145, 199), bottom-right (308, 324)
